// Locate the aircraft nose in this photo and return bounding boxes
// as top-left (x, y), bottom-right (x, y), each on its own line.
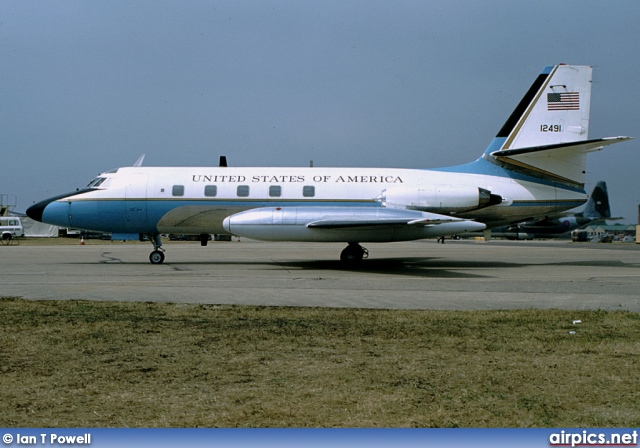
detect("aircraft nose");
top-left (26, 199), bottom-right (52, 222)
top-left (27, 191), bottom-right (75, 223)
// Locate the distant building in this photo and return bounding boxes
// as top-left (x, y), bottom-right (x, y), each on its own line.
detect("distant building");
top-left (584, 223), bottom-right (636, 239)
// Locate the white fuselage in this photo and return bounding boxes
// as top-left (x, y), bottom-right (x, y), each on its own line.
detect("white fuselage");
top-left (41, 165), bottom-right (585, 238)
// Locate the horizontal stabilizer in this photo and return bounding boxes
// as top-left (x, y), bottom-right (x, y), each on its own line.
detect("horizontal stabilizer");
top-left (491, 136), bottom-right (632, 158)
top-left (490, 136), bottom-right (632, 187)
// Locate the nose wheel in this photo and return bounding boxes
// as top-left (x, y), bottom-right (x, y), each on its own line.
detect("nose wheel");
top-left (149, 249), bottom-right (165, 264)
top-left (146, 233), bottom-right (165, 264)
top-left (340, 243), bottom-right (368, 264)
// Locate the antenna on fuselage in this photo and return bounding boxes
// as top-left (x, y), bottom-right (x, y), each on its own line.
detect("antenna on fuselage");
top-left (133, 154), bottom-right (145, 167)
top-left (219, 156), bottom-right (228, 167)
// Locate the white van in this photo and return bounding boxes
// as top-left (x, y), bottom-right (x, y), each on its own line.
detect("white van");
top-left (0, 216), bottom-right (24, 241)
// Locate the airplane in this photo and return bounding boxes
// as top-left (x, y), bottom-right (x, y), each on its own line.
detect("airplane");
top-left (486, 180), bottom-right (616, 240)
top-left (27, 64), bottom-right (632, 264)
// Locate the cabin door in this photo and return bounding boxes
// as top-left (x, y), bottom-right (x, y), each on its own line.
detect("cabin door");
top-left (125, 174), bottom-right (148, 226)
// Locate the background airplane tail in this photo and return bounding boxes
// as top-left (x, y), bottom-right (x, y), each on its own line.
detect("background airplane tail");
top-left (581, 181), bottom-right (611, 219)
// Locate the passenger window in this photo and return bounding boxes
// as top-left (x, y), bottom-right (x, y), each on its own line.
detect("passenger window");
top-left (172, 185), bottom-right (185, 196)
top-left (237, 185), bottom-right (250, 197)
top-left (302, 185), bottom-right (315, 197)
top-left (204, 185), bottom-right (217, 197)
top-left (269, 185), bottom-right (282, 197)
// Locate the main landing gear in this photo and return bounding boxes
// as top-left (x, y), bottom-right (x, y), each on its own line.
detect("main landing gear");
top-left (146, 233), bottom-right (165, 264)
top-left (340, 243), bottom-right (369, 264)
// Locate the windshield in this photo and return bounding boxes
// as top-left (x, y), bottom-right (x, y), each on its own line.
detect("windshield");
top-left (87, 177), bottom-right (107, 188)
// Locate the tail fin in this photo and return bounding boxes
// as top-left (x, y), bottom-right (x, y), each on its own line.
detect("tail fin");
top-left (483, 65), bottom-right (631, 189)
top-left (497, 64), bottom-right (592, 148)
top-left (581, 181), bottom-right (611, 218)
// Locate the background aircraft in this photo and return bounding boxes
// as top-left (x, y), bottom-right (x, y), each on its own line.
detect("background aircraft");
top-left (489, 181), bottom-right (615, 240)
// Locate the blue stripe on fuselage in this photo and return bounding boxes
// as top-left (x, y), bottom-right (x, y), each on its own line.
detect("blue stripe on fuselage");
top-left (44, 198), bottom-right (381, 234)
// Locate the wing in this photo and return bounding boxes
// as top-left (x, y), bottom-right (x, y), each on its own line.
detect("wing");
top-left (307, 216), bottom-right (460, 229)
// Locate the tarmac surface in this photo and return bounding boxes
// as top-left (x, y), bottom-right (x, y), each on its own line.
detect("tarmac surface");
top-left (1, 238), bottom-right (639, 311)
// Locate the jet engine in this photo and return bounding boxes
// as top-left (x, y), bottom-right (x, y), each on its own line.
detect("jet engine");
top-left (378, 185), bottom-right (502, 213)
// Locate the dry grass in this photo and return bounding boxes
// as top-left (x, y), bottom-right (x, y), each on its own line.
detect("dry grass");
top-left (1, 297), bottom-right (638, 427)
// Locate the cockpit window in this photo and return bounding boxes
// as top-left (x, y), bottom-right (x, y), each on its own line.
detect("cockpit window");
top-left (87, 177), bottom-right (107, 188)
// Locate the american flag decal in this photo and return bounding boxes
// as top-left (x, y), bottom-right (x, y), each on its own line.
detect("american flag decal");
top-left (547, 92), bottom-right (579, 110)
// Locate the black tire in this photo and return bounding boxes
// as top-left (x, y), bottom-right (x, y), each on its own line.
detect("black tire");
top-left (149, 250), bottom-right (165, 264)
top-left (340, 244), bottom-right (364, 264)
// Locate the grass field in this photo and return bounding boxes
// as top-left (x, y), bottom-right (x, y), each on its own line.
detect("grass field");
top-left (1, 297), bottom-right (638, 427)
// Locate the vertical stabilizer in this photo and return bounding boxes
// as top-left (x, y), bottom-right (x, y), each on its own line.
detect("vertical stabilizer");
top-left (482, 64), bottom-right (603, 188)
top-left (581, 181), bottom-right (611, 219)
top-left (497, 65), bottom-right (592, 150)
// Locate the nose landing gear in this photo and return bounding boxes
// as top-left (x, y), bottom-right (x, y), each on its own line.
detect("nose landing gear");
top-left (149, 249), bottom-right (165, 264)
top-left (146, 233), bottom-right (165, 264)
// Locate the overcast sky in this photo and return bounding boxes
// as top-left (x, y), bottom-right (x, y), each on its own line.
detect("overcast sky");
top-left (1, 1), bottom-right (638, 223)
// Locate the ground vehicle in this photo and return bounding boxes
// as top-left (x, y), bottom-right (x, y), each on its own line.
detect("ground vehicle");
top-left (571, 229), bottom-right (589, 242)
top-left (0, 216), bottom-right (24, 241)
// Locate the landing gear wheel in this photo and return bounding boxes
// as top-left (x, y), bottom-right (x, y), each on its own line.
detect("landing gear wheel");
top-left (149, 250), bottom-right (165, 264)
top-left (146, 233), bottom-right (165, 264)
top-left (340, 243), bottom-right (368, 264)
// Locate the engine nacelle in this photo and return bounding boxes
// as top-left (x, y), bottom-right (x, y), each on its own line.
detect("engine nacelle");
top-left (222, 206), bottom-right (486, 242)
top-left (378, 185), bottom-right (502, 213)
